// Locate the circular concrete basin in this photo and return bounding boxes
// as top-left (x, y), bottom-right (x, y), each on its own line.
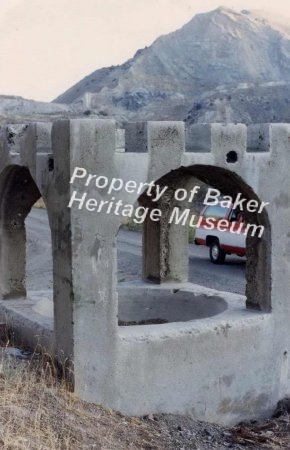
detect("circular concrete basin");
top-left (31, 285), bottom-right (228, 326)
top-left (118, 286), bottom-right (228, 326)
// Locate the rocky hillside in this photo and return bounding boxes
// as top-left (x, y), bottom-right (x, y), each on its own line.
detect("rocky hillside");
top-left (0, 95), bottom-right (80, 125)
top-left (186, 81), bottom-right (290, 124)
top-left (55, 7), bottom-right (290, 123)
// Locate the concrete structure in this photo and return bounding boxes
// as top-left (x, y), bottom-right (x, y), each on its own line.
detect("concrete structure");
top-left (0, 119), bottom-right (289, 425)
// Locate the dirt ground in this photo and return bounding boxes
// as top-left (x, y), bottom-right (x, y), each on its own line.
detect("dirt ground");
top-left (0, 342), bottom-right (290, 450)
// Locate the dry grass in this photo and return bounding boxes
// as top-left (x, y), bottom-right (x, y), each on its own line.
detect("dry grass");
top-left (1, 342), bottom-right (290, 450)
top-left (0, 348), bottom-right (167, 450)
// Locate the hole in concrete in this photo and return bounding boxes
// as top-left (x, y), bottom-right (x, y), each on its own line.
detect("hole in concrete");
top-left (226, 151), bottom-right (238, 163)
top-left (118, 286), bottom-right (227, 326)
top-left (48, 157), bottom-right (54, 172)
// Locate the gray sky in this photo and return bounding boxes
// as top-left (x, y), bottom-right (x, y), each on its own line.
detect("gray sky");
top-left (1, 0), bottom-right (290, 101)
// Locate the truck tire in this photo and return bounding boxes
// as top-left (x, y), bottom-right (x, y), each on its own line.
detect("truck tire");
top-left (209, 240), bottom-right (226, 264)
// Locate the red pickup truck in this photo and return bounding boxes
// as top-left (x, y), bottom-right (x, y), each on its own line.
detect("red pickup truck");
top-left (194, 203), bottom-right (246, 264)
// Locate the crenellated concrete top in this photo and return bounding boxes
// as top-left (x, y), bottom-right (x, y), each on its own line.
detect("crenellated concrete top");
top-left (0, 121), bottom-right (286, 157)
top-left (1, 119), bottom-right (289, 212)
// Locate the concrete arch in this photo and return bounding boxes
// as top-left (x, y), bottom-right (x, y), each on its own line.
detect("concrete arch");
top-left (0, 165), bottom-right (42, 298)
top-left (140, 164), bottom-right (271, 312)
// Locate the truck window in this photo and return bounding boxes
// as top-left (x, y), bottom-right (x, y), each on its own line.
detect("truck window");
top-left (203, 205), bottom-right (229, 219)
top-left (230, 208), bottom-right (239, 221)
top-left (230, 208), bottom-right (244, 222)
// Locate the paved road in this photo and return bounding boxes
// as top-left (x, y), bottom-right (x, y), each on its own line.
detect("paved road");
top-left (26, 208), bottom-right (246, 295)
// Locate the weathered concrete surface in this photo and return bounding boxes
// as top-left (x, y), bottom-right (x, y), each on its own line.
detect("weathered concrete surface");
top-left (0, 281), bottom-right (276, 426)
top-left (0, 292), bottom-right (53, 353)
top-left (17, 285), bottom-right (231, 324)
top-left (0, 119), bottom-right (290, 426)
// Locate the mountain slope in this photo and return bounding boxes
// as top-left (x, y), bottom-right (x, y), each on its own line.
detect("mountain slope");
top-left (0, 95), bottom-right (79, 125)
top-left (186, 81), bottom-right (290, 124)
top-left (54, 7), bottom-right (290, 121)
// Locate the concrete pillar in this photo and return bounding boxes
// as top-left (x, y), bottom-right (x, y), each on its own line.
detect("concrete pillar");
top-left (0, 227), bottom-right (26, 299)
top-left (142, 205), bottom-right (189, 283)
top-left (143, 212), bottom-right (161, 282)
top-left (137, 121), bottom-right (188, 283)
top-left (50, 120), bottom-right (119, 405)
top-left (168, 215), bottom-right (189, 282)
top-left (20, 122), bottom-right (52, 182)
top-left (0, 127), bottom-right (11, 173)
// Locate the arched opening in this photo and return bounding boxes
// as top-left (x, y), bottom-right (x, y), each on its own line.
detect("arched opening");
top-left (0, 165), bottom-right (53, 306)
top-left (139, 164), bottom-right (271, 312)
top-left (117, 164), bottom-right (271, 325)
top-left (0, 165), bottom-right (40, 298)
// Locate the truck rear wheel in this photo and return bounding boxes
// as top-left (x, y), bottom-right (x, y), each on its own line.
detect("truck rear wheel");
top-left (209, 240), bottom-right (226, 264)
